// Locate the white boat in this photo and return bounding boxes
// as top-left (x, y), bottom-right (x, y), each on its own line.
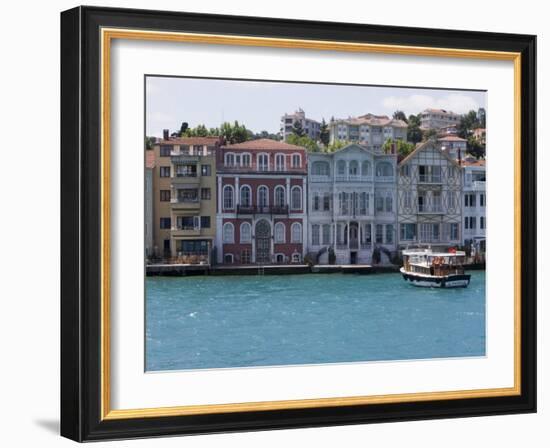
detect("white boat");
top-left (400, 248), bottom-right (471, 288)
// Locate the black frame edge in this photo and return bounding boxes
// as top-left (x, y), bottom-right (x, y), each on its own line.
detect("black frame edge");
top-left (60, 5), bottom-right (537, 442)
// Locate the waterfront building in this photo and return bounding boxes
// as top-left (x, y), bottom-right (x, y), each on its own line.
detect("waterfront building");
top-left (152, 134), bottom-right (221, 262)
top-left (280, 108), bottom-right (321, 141)
top-left (328, 113), bottom-right (407, 151)
top-left (462, 158), bottom-right (486, 254)
top-left (307, 143), bottom-right (398, 264)
top-left (420, 108), bottom-right (461, 130)
top-left (216, 138), bottom-right (308, 264)
top-left (437, 135), bottom-right (467, 159)
top-left (397, 140), bottom-right (462, 249)
top-left (145, 150), bottom-right (155, 257)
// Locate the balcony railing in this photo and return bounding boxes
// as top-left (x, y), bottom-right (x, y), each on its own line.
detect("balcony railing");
top-left (335, 175), bottom-right (374, 182)
top-left (171, 197), bottom-right (199, 204)
top-left (418, 205), bottom-right (443, 213)
top-left (418, 175), bottom-right (442, 184)
top-left (235, 204), bottom-right (289, 215)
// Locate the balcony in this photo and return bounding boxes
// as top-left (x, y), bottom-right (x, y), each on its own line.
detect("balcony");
top-left (235, 204), bottom-right (289, 215)
top-left (171, 226), bottom-right (201, 237)
top-left (417, 205), bottom-right (444, 214)
top-left (374, 175), bottom-right (394, 183)
top-left (469, 181), bottom-right (486, 191)
top-left (310, 175), bottom-right (332, 183)
top-left (335, 175), bottom-right (373, 182)
top-left (418, 175), bottom-right (442, 184)
top-left (171, 174), bottom-right (200, 185)
top-left (171, 197), bottom-right (201, 210)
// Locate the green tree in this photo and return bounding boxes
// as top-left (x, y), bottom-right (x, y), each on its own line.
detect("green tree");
top-left (291, 120), bottom-right (305, 137)
top-left (220, 121), bottom-right (250, 144)
top-left (287, 134), bottom-right (320, 152)
top-left (457, 110), bottom-right (479, 138)
top-left (319, 118), bottom-right (330, 146)
top-left (382, 138), bottom-right (416, 157)
top-left (423, 128), bottom-right (438, 141)
top-left (407, 114), bottom-right (423, 144)
top-left (477, 108), bottom-right (486, 128)
top-left (325, 140), bottom-right (349, 152)
top-left (467, 136), bottom-right (485, 159)
top-left (145, 136), bottom-right (155, 150)
top-left (393, 110), bottom-right (408, 122)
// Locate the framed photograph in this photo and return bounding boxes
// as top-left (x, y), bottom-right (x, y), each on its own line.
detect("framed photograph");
top-left (60, 6), bottom-right (536, 442)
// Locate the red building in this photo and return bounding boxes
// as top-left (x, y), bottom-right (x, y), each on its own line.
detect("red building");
top-left (215, 139), bottom-right (308, 264)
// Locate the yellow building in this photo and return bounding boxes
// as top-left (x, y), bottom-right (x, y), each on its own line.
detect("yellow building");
top-left (151, 135), bottom-right (221, 263)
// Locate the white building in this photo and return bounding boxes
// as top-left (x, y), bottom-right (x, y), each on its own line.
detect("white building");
top-left (438, 135), bottom-right (468, 160)
top-left (420, 108), bottom-right (461, 130)
top-left (280, 108), bottom-right (321, 141)
top-left (328, 113), bottom-right (407, 151)
top-left (397, 141), bottom-right (462, 249)
top-left (307, 143), bottom-right (398, 265)
top-left (462, 159), bottom-right (486, 254)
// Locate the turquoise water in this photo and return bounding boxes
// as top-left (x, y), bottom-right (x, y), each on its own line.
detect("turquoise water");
top-left (145, 272), bottom-right (485, 371)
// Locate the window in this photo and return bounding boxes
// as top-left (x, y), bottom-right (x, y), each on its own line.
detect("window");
top-left (322, 224), bottom-right (331, 244)
top-left (385, 195), bottom-right (393, 212)
top-left (242, 153), bottom-right (251, 167)
top-left (224, 253), bottom-right (234, 264)
top-left (179, 240), bottom-right (209, 255)
top-left (201, 164), bottom-right (211, 176)
top-left (364, 224), bottom-right (372, 244)
top-left (419, 165), bottom-right (441, 183)
top-left (349, 160), bottom-right (359, 176)
top-left (337, 160), bottom-right (346, 176)
top-left (274, 186), bottom-right (285, 207)
top-left (258, 186), bottom-right (269, 208)
top-left (291, 186), bottom-right (302, 210)
top-left (160, 190), bottom-right (171, 202)
top-left (323, 193), bottom-right (331, 211)
top-left (160, 166), bottom-right (170, 177)
top-left (222, 223), bottom-right (234, 243)
top-left (376, 162), bottom-right (393, 177)
top-left (400, 223), bottom-right (417, 241)
top-left (400, 164), bottom-right (410, 177)
top-left (359, 192), bottom-right (368, 215)
top-left (240, 185), bottom-right (252, 207)
top-left (240, 222), bottom-right (252, 243)
top-left (339, 192), bottom-right (349, 215)
top-left (291, 253), bottom-right (301, 263)
top-left (200, 216), bottom-right (211, 228)
top-left (313, 194), bottom-right (320, 211)
top-left (292, 154), bottom-right (301, 168)
top-left (480, 216), bottom-right (486, 229)
top-left (200, 188), bottom-right (211, 200)
top-left (361, 160), bottom-right (371, 176)
top-left (311, 224), bottom-right (320, 245)
top-left (480, 193), bottom-right (485, 207)
top-left (223, 185), bottom-right (234, 210)
top-left (291, 222), bottom-right (302, 243)
top-left (241, 249), bottom-right (251, 264)
top-left (432, 191), bottom-right (442, 212)
top-left (175, 164), bottom-right (197, 177)
top-left (177, 216), bottom-right (195, 230)
top-left (420, 223), bottom-right (440, 242)
top-left (160, 217), bottom-right (171, 229)
top-left (450, 223), bottom-right (459, 240)
top-left (177, 188), bottom-right (198, 202)
top-left (375, 194), bottom-right (384, 213)
top-left (465, 193), bottom-right (477, 207)
top-left (258, 153), bottom-right (269, 171)
top-left (275, 254), bottom-right (285, 264)
top-left (275, 153), bottom-right (285, 171)
top-left (274, 222), bottom-right (286, 243)
top-left (404, 191), bottom-right (412, 209)
top-left (375, 224), bottom-right (384, 243)
top-left (225, 153), bottom-right (235, 167)
top-left (385, 224), bottom-right (394, 244)
top-left (312, 161), bottom-right (330, 176)
top-left (160, 145), bottom-right (171, 156)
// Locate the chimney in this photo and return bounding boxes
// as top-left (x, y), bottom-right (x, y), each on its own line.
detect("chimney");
top-left (163, 129), bottom-right (169, 141)
top-left (458, 148), bottom-right (462, 166)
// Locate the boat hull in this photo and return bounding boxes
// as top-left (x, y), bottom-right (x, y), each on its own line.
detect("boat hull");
top-left (400, 268), bottom-right (471, 288)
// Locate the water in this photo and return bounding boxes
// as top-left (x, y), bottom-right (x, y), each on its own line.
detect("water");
top-left (145, 272), bottom-right (485, 371)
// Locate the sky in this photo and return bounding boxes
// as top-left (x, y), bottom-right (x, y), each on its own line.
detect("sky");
top-left (146, 76), bottom-right (486, 138)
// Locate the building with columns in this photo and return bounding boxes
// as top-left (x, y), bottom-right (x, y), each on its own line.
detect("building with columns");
top-left (215, 139), bottom-right (308, 264)
top-left (397, 141), bottom-right (463, 249)
top-left (307, 143), bottom-right (398, 264)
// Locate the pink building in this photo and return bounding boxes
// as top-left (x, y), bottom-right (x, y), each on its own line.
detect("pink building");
top-left (215, 139), bottom-right (308, 265)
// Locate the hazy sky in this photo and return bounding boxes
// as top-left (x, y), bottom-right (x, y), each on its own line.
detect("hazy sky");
top-left (146, 76), bottom-right (486, 138)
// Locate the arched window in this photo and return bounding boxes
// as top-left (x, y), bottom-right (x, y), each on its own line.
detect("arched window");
top-left (275, 153), bottom-right (285, 171)
top-left (223, 185), bottom-right (234, 210)
top-left (274, 186), bottom-right (285, 207)
top-left (291, 222), bottom-right (302, 243)
top-left (257, 153), bottom-right (269, 171)
top-left (222, 222), bottom-right (234, 243)
top-left (241, 153), bottom-right (251, 167)
top-left (240, 222), bottom-right (251, 243)
top-left (337, 160), bottom-right (346, 176)
top-left (224, 253), bottom-right (234, 264)
top-left (361, 160), bottom-right (371, 176)
top-left (291, 186), bottom-right (302, 210)
top-left (257, 185), bottom-right (269, 208)
top-left (312, 161), bottom-right (330, 176)
top-left (385, 195), bottom-right (393, 212)
top-left (225, 152), bottom-right (235, 167)
top-left (240, 185), bottom-right (251, 207)
top-left (376, 162), bottom-right (393, 177)
top-left (292, 153), bottom-right (301, 168)
top-left (274, 222), bottom-right (286, 243)
top-left (349, 160), bottom-right (359, 176)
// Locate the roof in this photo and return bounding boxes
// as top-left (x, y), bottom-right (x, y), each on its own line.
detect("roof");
top-left (221, 138), bottom-right (305, 151)
top-left (145, 150), bottom-right (155, 169)
top-left (158, 136), bottom-right (221, 146)
top-left (399, 140), bottom-right (461, 168)
top-left (332, 113), bottom-right (407, 128)
top-left (437, 136), bottom-right (467, 142)
top-left (422, 108), bottom-right (459, 115)
top-left (462, 159), bottom-right (486, 167)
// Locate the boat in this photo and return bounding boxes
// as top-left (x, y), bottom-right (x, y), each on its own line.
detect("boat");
top-left (400, 248), bottom-right (471, 288)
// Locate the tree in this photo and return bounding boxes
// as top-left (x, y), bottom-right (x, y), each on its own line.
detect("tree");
top-left (291, 120), bottom-right (305, 137)
top-left (319, 118), bottom-right (330, 146)
top-left (467, 136), bottom-right (485, 159)
top-left (178, 122), bottom-right (189, 136)
top-left (392, 110), bottom-right (408, 123)
top-left (287, 134), bottom-right (320, 152)
top-left (325, 140), bottom-right (349, 153)
top-left (220, 121), bottom-right (250, 144)
top-left (382, 138), bottom-right (416, 157)
top-left (423, 128), bottom-right (438, 141)
top-left (145, 136), bottom-right (155, 150)
top-left (457, 110), bottom-right (479, 138)
top-left (407, 114), bottom-right (422, 144)
top-left (477, 108), bottom-right (486, 128)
